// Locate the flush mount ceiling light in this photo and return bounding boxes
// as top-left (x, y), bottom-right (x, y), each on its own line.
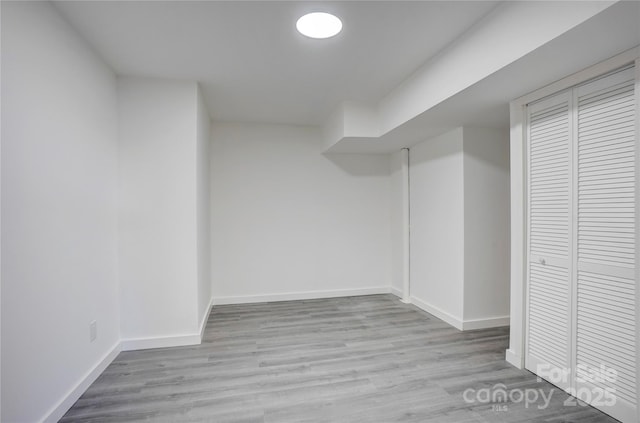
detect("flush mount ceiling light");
top-left (296, 12), bottom-right (342, 39)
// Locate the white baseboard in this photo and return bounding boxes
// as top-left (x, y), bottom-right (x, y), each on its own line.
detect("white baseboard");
top-left (199, 297), bottom-right (214, 340)
top-left (505, 348), bottom-right (524, 369)
top-left (120, 333), bottom-right (202, 351)
top-left (409, 295), bottom-right (509, 331)
top-left (42, 341), bottom-right (121, 423)
top-left (390, 286), bottom-right (403, 298)
top-left (462, 316), bottom-right (510, 330)
top-left (213, 286), bottom-right (392, 305)
top-left (122, 297), bottom-right (215, 352)
top-left (410, 295), bottom-right (464, 330)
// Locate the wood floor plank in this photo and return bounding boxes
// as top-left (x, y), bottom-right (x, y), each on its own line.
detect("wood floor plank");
top-left (61, 295), bottom-right (618, 422)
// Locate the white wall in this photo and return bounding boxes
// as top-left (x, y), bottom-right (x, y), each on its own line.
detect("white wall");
top-left (463, 127), bottom-right (510, 322)
top-left (409, 128), bottom-right (465, 322)
top-left (196, 87), bottom-right (211, 327)
top-left (1, 2), bottom-right (120, 422)
top-left (408, 127), bottom-right (510, 330)
top-left (1, 2), bottom-right (4, 419)
top-left (118, 77), bottom-right (200, 342)
top-left (210, 123), bottom-right (392, 302)
top-left (389, 151), bottom-right (405, 295)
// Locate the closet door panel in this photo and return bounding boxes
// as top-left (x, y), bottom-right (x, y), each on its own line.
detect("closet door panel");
top-left (526, 91), bottom-right (572, 388)
top-left (525, 65), bottom-right (638, 423)
top-left (575, 67), bottom-right (637, 422)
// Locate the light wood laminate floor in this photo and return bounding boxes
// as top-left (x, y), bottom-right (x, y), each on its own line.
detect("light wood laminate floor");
top-left (62, 295), bottom-right (617, 422)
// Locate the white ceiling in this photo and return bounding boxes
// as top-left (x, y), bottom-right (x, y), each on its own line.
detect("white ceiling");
top-left (53, 1), bottom-right (499, 126)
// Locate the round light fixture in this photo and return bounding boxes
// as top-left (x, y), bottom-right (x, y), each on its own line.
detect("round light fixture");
top-left (296, 12), bottom-right (342, 39)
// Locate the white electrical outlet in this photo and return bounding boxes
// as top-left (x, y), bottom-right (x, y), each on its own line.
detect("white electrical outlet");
top-left (89, 320), bottom-right (97, 342)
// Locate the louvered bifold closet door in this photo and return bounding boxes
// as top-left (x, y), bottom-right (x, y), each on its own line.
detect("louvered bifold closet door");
top-left (525, 91), bottom-right (573, 390)
top-left (575, 66), bottom-right (637, 423)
